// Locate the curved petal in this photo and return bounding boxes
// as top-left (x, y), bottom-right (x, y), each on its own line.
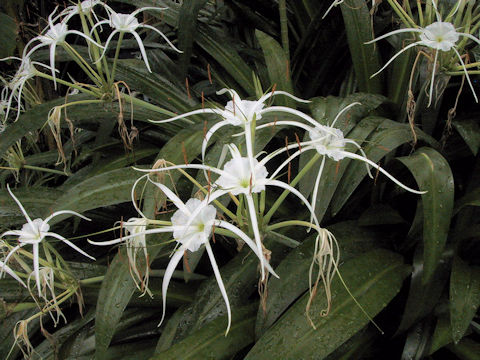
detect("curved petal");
top-left (215, 220), bottom-right (278, 278)
top-left (141, 24), bottom-right (182, 53)
top-left (458, 33), bottom-right (480, 47)
top-left (44, 232), bottom-right (95, 260)
top-left (370, 41), bottom-right (422, 78)
top-left (364, 27), bottom-right (422, 44)
top-left (257, 90), bottom-right (311, 105)
top-left (130, 6), bottom-right (168, 18)
top-left (205, 242), bottom-right (231, 334)
top-left (245, 194), bottom-right (265, 280)
top-left (260, 106), bottom-right (319, 128)
top-left (6, 185), bottom-right (34, 229)
top-left (88, 227), bottom-right (174, 246)
top-left (32, 243), bottom-right (41, 297)
top-left (134, 163), bottom-right (228, 179)
top-left (131, 30), bottom-right (152, 72)
top-left (310, 156), bottom-right (326, 225)
top-left (149, 108), bottom-right (218, 124)
top-left (340, 151), bottom-right (426, 194)
top-left (158, 247), bottom-right (185, 327)
top-left (94, 29), bottom-right (118, 63)
top-left (427, 49), bottom-right (439, 107)
top-left (330, 102), bottom-right (361, 127)
top-left (147, 179), bottom-right (190, 215)
top-left (44, 210), bottom-right (91, 225)
top-left (0, 260), bottom-right (26, 287)
top-left (452, 46), bottom-right (478, 103)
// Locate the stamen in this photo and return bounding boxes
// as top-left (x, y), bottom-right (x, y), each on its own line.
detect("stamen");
top-left (181, 141), bottom-right (188, 165)
top-left (207, 63), bottom-right (212, 84)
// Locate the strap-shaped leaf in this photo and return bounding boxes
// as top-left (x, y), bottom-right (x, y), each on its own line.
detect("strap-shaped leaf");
top-left (255, 30), bottom-right (294, 107)
top-left (398, 147), bottom-right (454, 283)
top-left (450, 256), bottom-right (480, 343)
top-left (245, 249), bottom-right (410, 359)
top-left (340, 0), bottom-right (383, 94)
top-left (151, 304), bottom-right (256, 360)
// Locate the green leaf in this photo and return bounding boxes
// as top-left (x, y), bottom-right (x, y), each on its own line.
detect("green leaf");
top-left (255, 221), bottom-right (386, 338)
top-left (151, 304), bottom-right (256, 360)
top-left (197, 28), bottom-right (255, 96)
top-left (446, 338), bottom-right (480, 360)
top-left (398, 147), bottom-right (454, 283)
top-left (49, 167), bottom-right (140, 224)
top-left (450, 256), bottom-right (480, 343)
top-left (177, 0), bottom-right (209, 77)
top-left (0, 13), bottom-right (18, 58)
top-left (340, 0), bottom-right (383, 94)
top-left (255, 30), bottom-right (294, 106)
top-left (245, 249), bottom-right (410, 359)
top-left (452, 119), bottom-right (480, 156)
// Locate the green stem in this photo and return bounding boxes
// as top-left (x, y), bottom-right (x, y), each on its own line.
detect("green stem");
top-left (35, 72), bottom-right (99, 97)
top-left (63, 43), bottom-right (103, 86)
top-left (446, 70), bottom-right (480, 75)
top-left (110, 32), bottom-right (125, 84)
top-left (23, 164), bottom-right (69, 176)
top-left (263, 152), bottom-right (321, 224)
top-left (122, 93), bottom-right (180, 117)
top-left (267, 219), bottom-right (320, 232)
top-left (79, 276), bottom-right (104, 285)
top-left (386, 0), bottom-right (418, 28)
top-left (279, 0), bottom-right (290, 61)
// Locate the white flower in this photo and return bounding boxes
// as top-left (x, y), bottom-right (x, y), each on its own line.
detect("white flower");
top-left (255, 102), bottom-right (425, 224)
top-left (134, 143), bottom-right (317, 281)
top-left (57, 0), bottom-right (107, 25)
top-left (92, 6), bottom-right (182, 73)
top-left (366, 7), bottom-right (480, 106)
top-left (150, 88), bottom-right (311, 173)
top-left (23, 7), bottom-right (104, 89)
top-left (419, 22), bottom-right (460, 51)
top-left (0, 185), bottom-right (95, 296)
top-left (171, 199), bottom-right (217, 252)
top-left (215, 154), bottom-right (269, 195)
top-left (0, 57), bottom-right (55, 121)
top-left (89, 174), bottom-right (278, 334)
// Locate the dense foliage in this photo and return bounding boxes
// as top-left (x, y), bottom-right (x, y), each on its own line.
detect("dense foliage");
top-left (0, 1), bottom-right (479, 359)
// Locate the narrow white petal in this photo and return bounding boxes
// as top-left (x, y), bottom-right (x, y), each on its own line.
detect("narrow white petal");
top-left (159, 248), bottom-right (184, 327)
top-left (6, 185), bottom-right (35, 229)
top-left (131, 31), bottom-right (152, 72)
top-left (310, 156), bottom-right (326, 225)
top-left (452, 46), bottom-right (478, 103)
top-left (260, 107), bottom-right (319, 128)
top-left (150, 109), bottom-right (218, 124)
top-left (0, 260), bottom-right (26, 287)
top-left (33, 243), bottom-right (41, 297)
top-left (44, 210), bottom-right (91, 224)
top-left (340, 151), bottom-right (426, 194)
top-left (364, 28), bottom-right (422, 44)
top-left (45, 232), bottom-right (95, 260)
top-left (428, 50), bottom-right (439, 107)
top-left (205, 242), bottom-right (231, 334)
top-left (141, 24), bottom-right (182, 53)
top-left (88, 227), bottom-right (174, 246)
top-left (216, 220), bottom-right (279, 278)
top-left (370, 42), bottom-right (422, 78)
top-left (245, 194), bottom-right (265, 280)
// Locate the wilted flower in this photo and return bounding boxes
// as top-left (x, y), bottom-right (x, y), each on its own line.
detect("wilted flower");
top-left (0, 57), bottom-right (56, 120)
top-left (0, 185), bottom-right (95, 296)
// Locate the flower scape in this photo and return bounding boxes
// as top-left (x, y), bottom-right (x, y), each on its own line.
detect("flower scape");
top-left (0, 1), bottom-right (478, 359)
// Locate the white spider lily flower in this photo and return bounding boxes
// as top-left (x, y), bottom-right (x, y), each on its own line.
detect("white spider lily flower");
top-left (0, 57), bottom-right (56, 121)
top-left (92, 6), bottom-right (182, 73)
top-left (56, 0), bottom-right (107, 25)
top-left (0, 185), bottom-right (95, 296)
top-left (23, 7), bottom-right (104, 89)
top-left (89, 175), bottom-right (278, 334)
top-left (134, 143), bottom-right (320, 281)
top-left (255, 102), bottom-right (425, 223)
top-left (27, 266), bottom-right (66, 326)
top-left (150, 88), bottom-right (311, 174)
top-left (366, 14), bottom-right (480, 106)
